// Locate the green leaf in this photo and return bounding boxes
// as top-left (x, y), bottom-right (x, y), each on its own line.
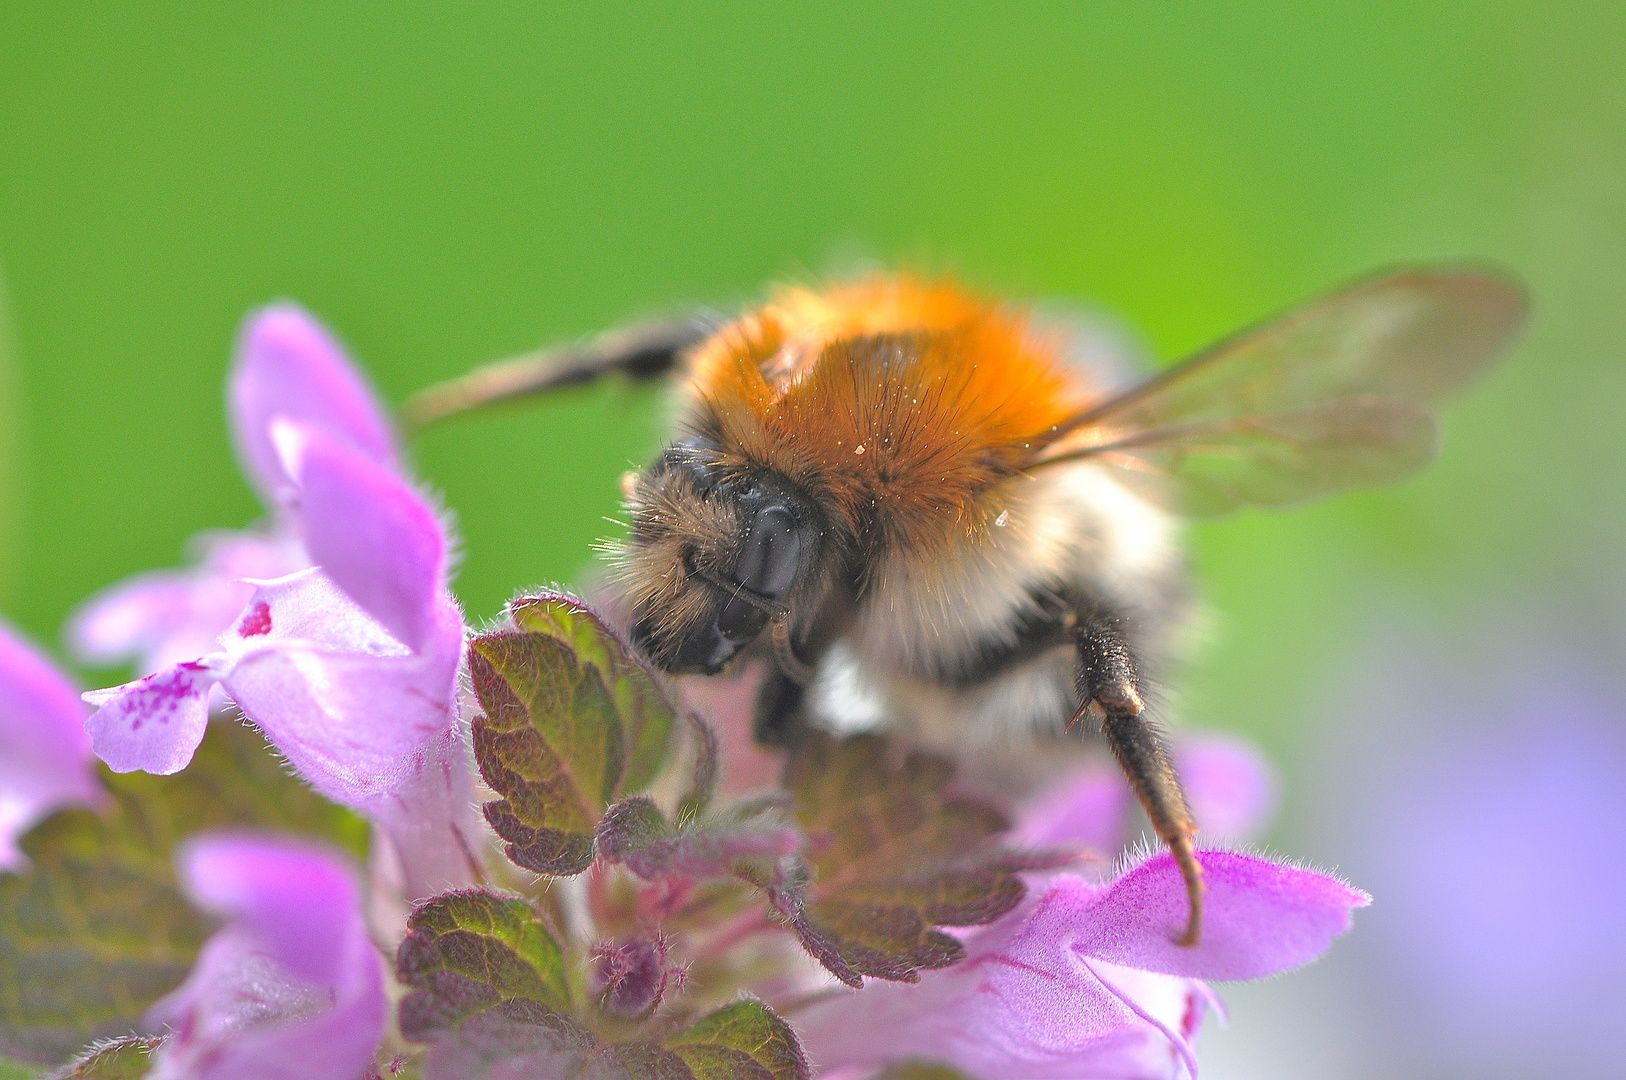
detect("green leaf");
top-left (871, 1064), bottom-right (972, 1080)
top-left (769, 732), bottom-right (1046, 987)
top-left (397, 893), bottom-right (810, 1080)
top-left (509, 593), bottom-right (675, 793)
top-left (470, 594), bottom-right (676, 875)
top-left (0, 720), bottom-right (367, 1064)
top-left (43, 1037), bottom-right (163, 1079)
top-left (396, 890), bottom-right (572, 1042)
top-left (597, 796), bottom-right (799, 883)
top-left (666, 1001), bottom-right (809, 1080)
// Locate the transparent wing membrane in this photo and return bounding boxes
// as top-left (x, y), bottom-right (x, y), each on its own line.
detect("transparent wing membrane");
top-left (1030, 267), bottom-right (1527, 514)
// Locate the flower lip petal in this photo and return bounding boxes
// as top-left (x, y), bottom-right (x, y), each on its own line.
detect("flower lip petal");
top-left (84, 659), bottom-right (224, 776)
top-left (795, 874), bottom-right (1208, 1079)
top-left (0, 619), bottom-right (101, 867)
top-left (272, 419), bottom-right (446, 652)
top-left (1072, 848), bottom-right (1371, 981)
top-left (229, 302), bottom-right (398, 503)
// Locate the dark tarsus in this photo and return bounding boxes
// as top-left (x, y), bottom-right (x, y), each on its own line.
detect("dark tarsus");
top-left (1071, 600), bottom-right (1204, 946)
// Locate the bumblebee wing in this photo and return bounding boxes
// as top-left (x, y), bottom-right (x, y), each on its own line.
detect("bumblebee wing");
top-left (1029, 267), bottom-right (1526, 515)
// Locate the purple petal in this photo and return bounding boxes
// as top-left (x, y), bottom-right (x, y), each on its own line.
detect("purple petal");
top-left (1071, 849), bottom-right (1370, 981)
top-left (147, 834), bottom-right (386, 1080)
top-left (84, 659), bottom-right (225, 776)
top-left (1015, 761), bottom-right (1133, 855)
top-left (796, 876), bottom-right (1207, 1079)
top-left (273, 420), bottom-right (445, 652)
top-left (220, 569), bottom-right (478, 899)
top-left (67, 529), bottom-right (307, 675)
top-left (0, 620), bottom-right (101, 868)
top-left (228, 303), bottom-right (397, 504)
top-left (1177, 736), bottom-right (1277, 842)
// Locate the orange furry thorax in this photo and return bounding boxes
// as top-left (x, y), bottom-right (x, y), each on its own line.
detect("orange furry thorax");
top-left (682, 276), bottom-right (1094, 556)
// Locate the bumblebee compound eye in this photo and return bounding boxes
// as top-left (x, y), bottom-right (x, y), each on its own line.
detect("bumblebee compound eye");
top-left (734, 505), bottom-right (801, 599)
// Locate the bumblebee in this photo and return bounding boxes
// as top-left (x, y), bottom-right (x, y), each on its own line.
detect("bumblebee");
top-left (409, 267), bottom-right (1526, 945)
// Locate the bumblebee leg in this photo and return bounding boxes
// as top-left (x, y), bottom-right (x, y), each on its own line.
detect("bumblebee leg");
top-left (403, 315), bottom-right (716, 434)
top-left (1072, 604), bottom-right (1204, 946)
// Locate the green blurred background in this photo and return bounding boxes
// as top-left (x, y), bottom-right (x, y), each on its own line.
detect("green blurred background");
top-left (1, 4), bottom-right (1621, 1077)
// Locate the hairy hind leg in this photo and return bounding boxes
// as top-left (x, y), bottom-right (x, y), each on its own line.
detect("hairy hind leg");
top-left (1072, 601), bottom-right (1204, 946)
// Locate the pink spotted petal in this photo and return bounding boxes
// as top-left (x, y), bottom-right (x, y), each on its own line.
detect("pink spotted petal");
top-left (228, 304), bottom-right (397, 504)
top-left (220, 569), bottom-right (476, 899)
top-left (1177, 735), bottom-right (1277, 842)
top-left (1071, 849), bottom-right (1370, 981)
top-left (796, 876), bottom-right (1206, 1079)
top-left (147, 834), bottom-right (386, 1080)
top-left (273, 420), bottom-right (445, 652)
top-left (0, 620), bottom-right (101, 868)
top-left (84, 659), bottom-right (226, 776)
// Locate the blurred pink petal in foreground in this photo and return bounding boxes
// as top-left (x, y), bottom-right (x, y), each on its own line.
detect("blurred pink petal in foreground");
top-left (67, 303), bottom-right (394, 680)
top-left (146, 834), bottom-right (386, 1080)
top-left (0, 619), bottom-right (102, 870)
top-left (86, 420), bottom-right (477, 900)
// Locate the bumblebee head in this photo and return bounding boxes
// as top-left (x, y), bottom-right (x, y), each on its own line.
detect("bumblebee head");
top-left (611, 435), bottom-right (823, 675)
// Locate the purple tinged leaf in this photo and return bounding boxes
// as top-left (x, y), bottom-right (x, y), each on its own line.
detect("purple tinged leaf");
top-left (145, 834), bottom-right (386, 1080)
top-left (272, 419), bottom-right (445, 652)
top-left (0, 619), bottom-right (101, 869)
top-left (1070, 849), bottom-right (1370, 981)
top-left (228, 303), bottom-right (397, 504)
top-left (469, 596), bottom-right (678, 877)
top-left (1, 722), bottom-right (364, 1064)
top-left (665, 1000), bottom-right (810, 1080)
top-left (596, 796), bottom-right (800, 883)
top-left (769, 732), bottom-right (1042, 986)
top-left (396, 890), bottom-right (571, 1042)
top-left (507, 593), bottom-right (676, 794)
top-left (398, 893), bottom-right (810, 1080)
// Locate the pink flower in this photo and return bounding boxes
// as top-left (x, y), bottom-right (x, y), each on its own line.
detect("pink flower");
top-left (0, 619), bottom-right (102, 869)
top-left (68, 304), bottom-right (394, 679)
top-left (796, 748), bottom-right (1360, 1080)
top-left (83, 308), bottom-right (479, 900)
top-left (1016, 735), bottom-right (1277, 855)
top-left (145, 834), bottom-right (386, 1080)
